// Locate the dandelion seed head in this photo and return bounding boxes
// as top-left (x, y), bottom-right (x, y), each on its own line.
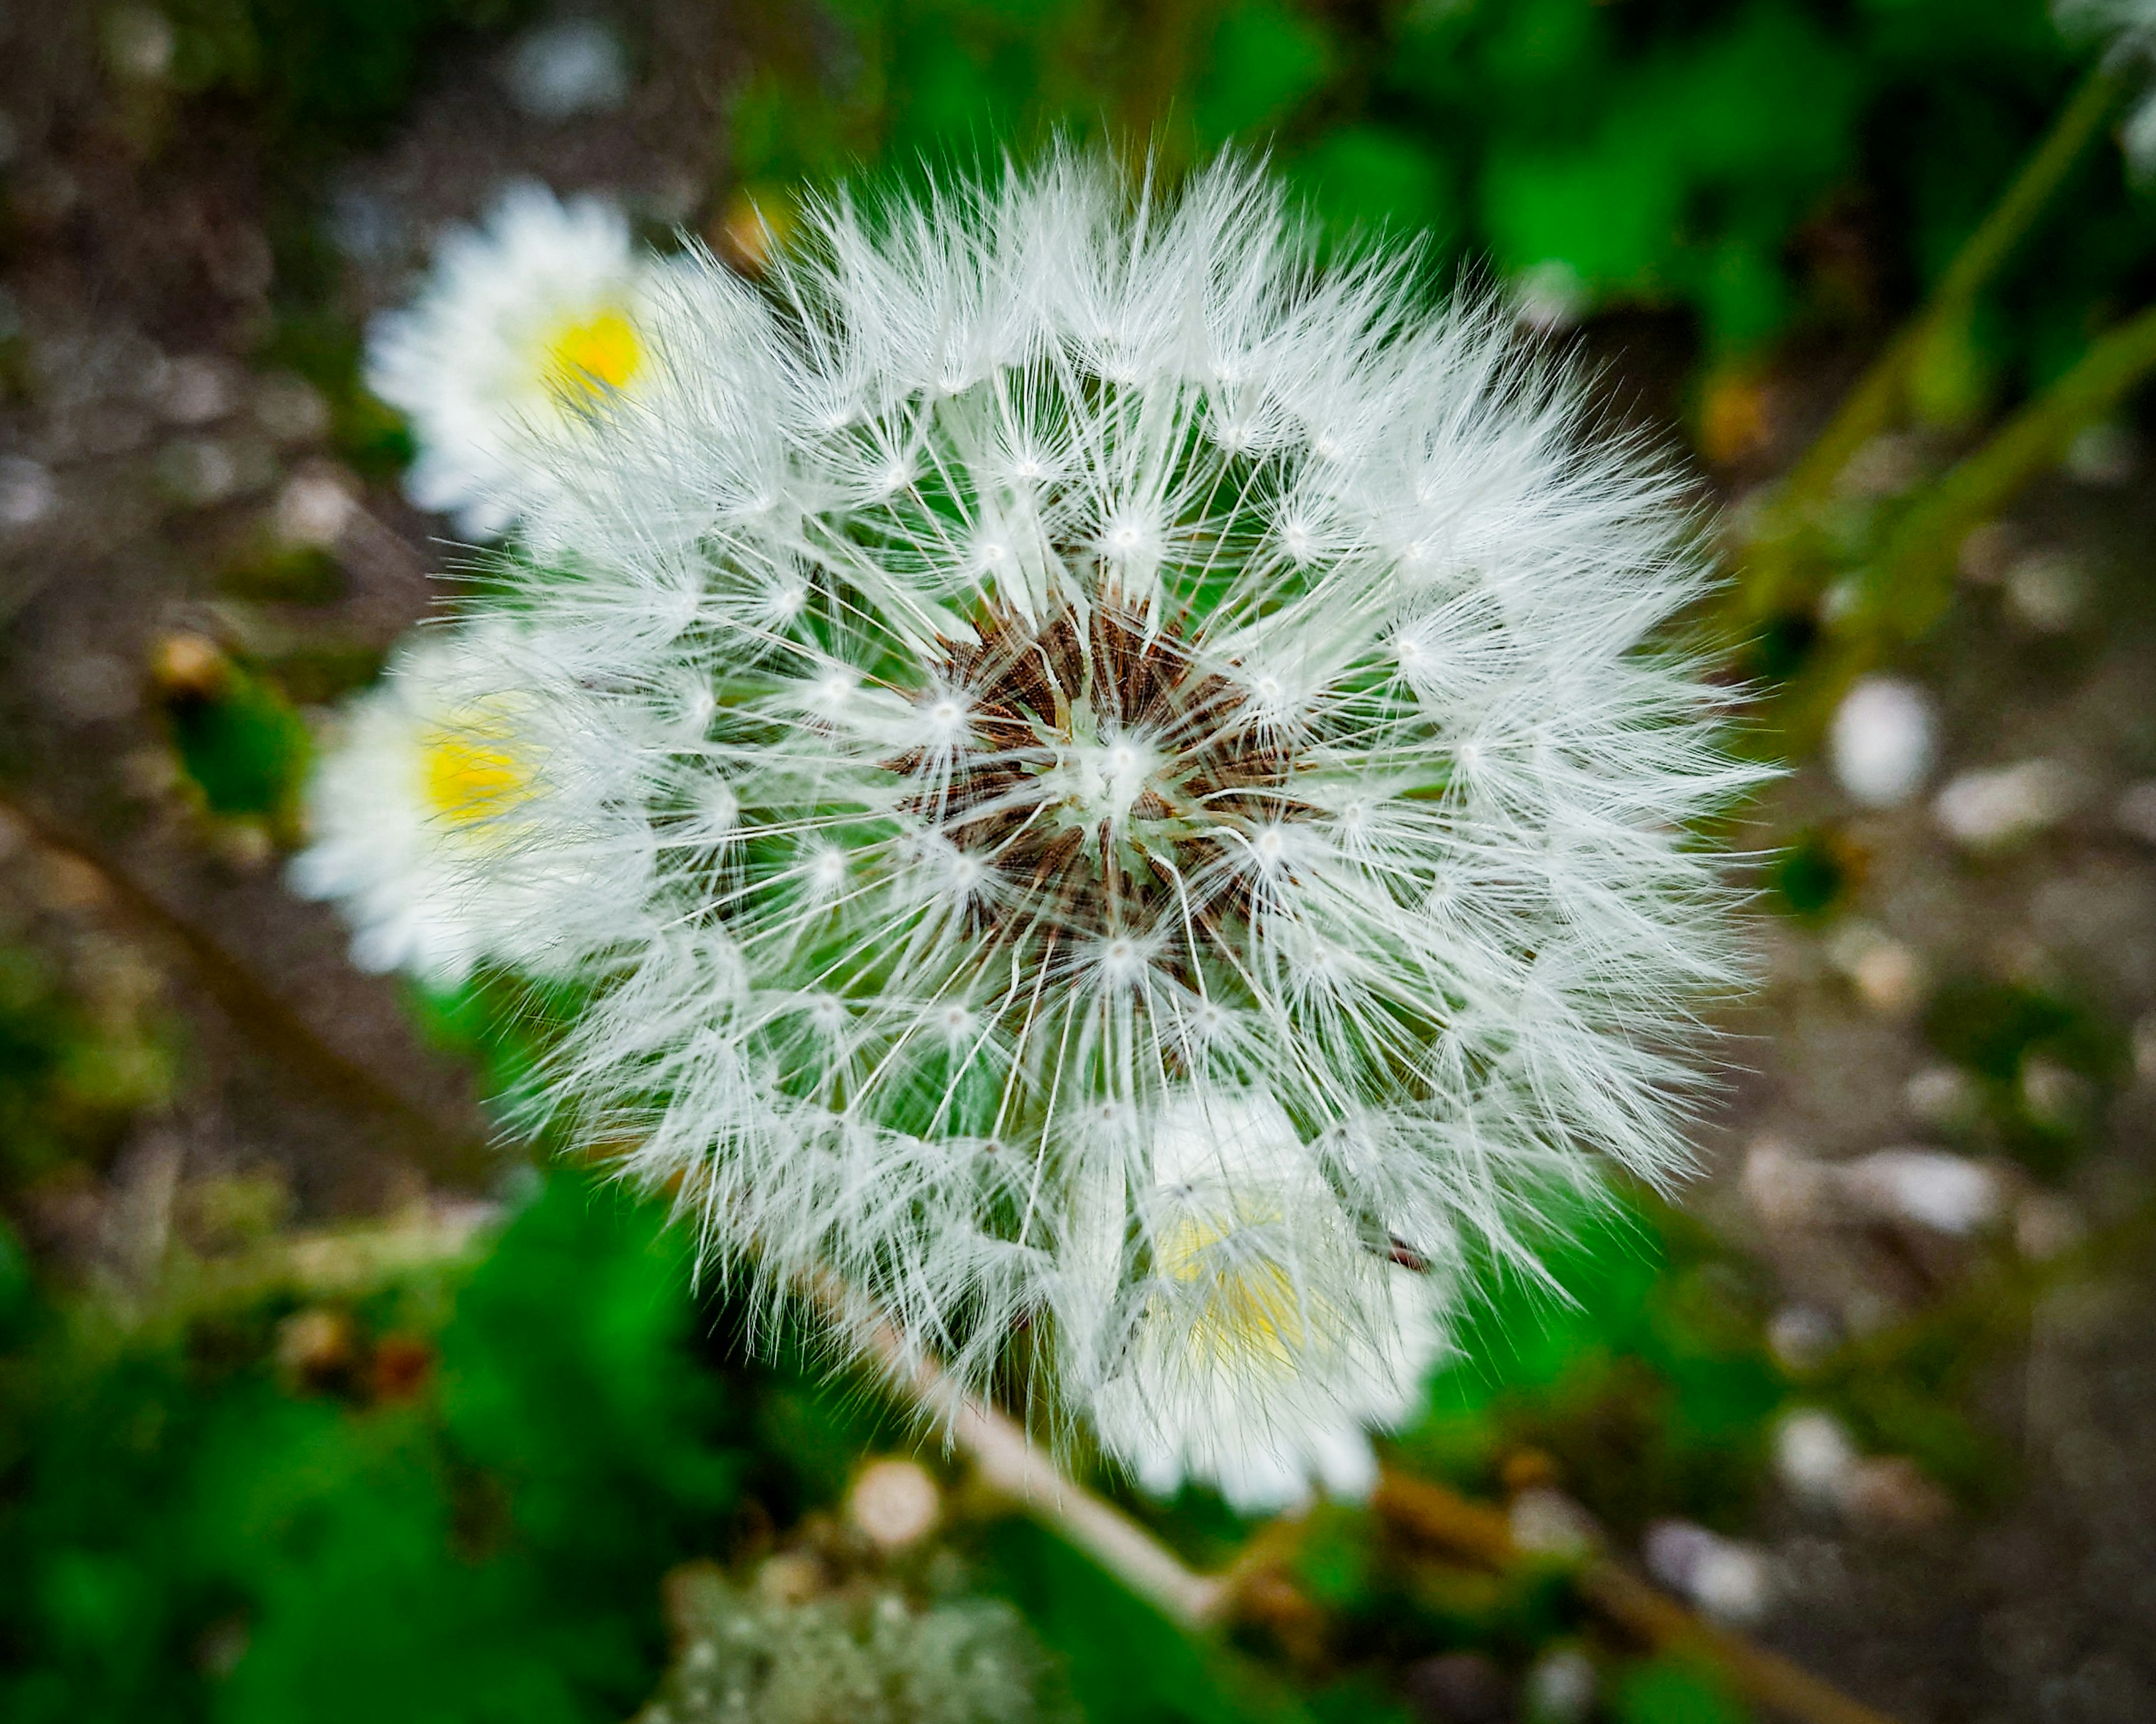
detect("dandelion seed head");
top-left (462, 152), bottom-right (1760, 1460)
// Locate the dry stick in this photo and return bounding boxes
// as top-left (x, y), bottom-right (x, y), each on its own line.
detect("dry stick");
top-left (0, 789), bottom-right (478, 1167)
top-left (1770, 299), bottom-right (2156, 746)
top-left (7, 798), bottom-right (1906, 1722)
top-left (1737, 66), bottom-right (2121, 625)
top-left (1373, 1472), bottom-right (1906, 1724)
top-left (1863, 298), bottom-right (2156, 638)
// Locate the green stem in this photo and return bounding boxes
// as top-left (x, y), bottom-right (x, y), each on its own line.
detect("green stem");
top-left (1739, 65), bottom-right (2122, 618)
top-left (1862, 299), bottom-right (2156, 639)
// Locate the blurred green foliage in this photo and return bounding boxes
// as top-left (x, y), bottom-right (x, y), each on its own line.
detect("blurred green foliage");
top-left (1923, 976), bottom-right (2123, 1180)
top-left (0, 1174), bottom-right (1319, 1723)
top-left (161, 660), bottom-right (310, 826)
top-left (1765, 828), bottom-right (1848, 920)
top-left (0, 1177), bottom-right (744, 1721)
top-left (157, 0), bottom-right (536, 149)
top-left (0, 945), bottom-right (172, 1197)
top-left (727, 0), bottom-right (2147, 374)
top-left (1611, 1660), bottom-right (1748, 1724)
top-left (1398, 1195), bottom-right (1785, 1537)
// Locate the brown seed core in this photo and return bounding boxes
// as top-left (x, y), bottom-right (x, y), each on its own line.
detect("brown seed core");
top-left (893, 596), bottom-right (1303, 940)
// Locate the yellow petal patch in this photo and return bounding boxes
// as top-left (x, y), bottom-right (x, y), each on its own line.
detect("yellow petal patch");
top-left (543, 305), bottom-right (642, 403)
top-left (421, 719), bottom-right (528, 828)
top-left (1157, 1209), bottom-right (1308, 1371)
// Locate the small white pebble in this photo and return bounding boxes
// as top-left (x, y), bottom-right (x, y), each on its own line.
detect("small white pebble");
top-left (49, 653), bottom-right (134, 724)
top-left (0, 456), bottom-right (56, 527)
top-left (1642, 1521), bottom-right (1774, 1625)
top-left (2003, 551), bottom-right (2087, 634)
top-left (157, 438), bottom-right (239, 506)
top-left (1826, 922), bottom-right (1926, 1017)
top-left (272, 472), bottom-right (353, 548)
top-left (1775, 1409), bottom-right (1858, 1507)
top-left (1691, 1540), bottom-right (1774, 1626)
top-left (1513, 259), bottom-right (1586, 332)
top-left (1508, 1487), bottom-right (1600, 1557)
top-left (253, 374), bottom-right (331, 445)
top-left (1836, 1147), bottom-right (1999, 1236)
top-left (504, 19), bottom-right (630, 120)
top-left (1642, 1518), bottom-right (1715, 1592)
top-left (1956, 519), bottom-right (2016, 585)
top-left (847, 1457), bottom-right (940, 1551)
top-left (1839, 1455), bottom-right (1948, 1529)
top-left (1837, 433), bottom-right (1925, 499)
top-left (1935, 760), bottom-right (2076, 849)
top-left (2014, 1193), bottom-right (2085, 1263)
top-left (1766, 1305), bottom-right (1839, 1371)
top-left (159, 355), bottom-right (237, 427)
top-left (1903, 1064), bottom-right (1980, 1131)
top-left (1523, 1648), bottom-right (1596, 1723)
top-left (2062, 420), bottom-right (2137, 486)
top-left (103, 5), bottom-right (175, 81)
top-left (1743, 1138), bottom-right (1829, 1229)
top-left (2018, 1057), bottom-right (2089, 1128)
top-left (1830, 676), bottom-right (1936, 808)
top-left (2114, 781), bottom-right (2156, 848)
top-left (2134, 1012), bottom-right (2156, 1085)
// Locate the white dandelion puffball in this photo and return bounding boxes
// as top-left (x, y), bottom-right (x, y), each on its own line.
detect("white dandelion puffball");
top-left (416, 153), bottom-right (1753, 1477)
top-left (366, 182), bottom-right (664, 539)
top-left (290, 619), bottom-right (671, 986)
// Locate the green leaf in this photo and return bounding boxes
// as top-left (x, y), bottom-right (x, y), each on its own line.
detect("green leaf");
top-left (1191, 0), bottom-right (1336, 145)
top-left (1296, 125), bottom-right (1452, 244)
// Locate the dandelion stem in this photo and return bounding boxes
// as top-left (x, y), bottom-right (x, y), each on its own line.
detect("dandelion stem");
top-left (793, 1264), bottom-right (1228, 1627)
top-left (1738, 65), bottom-right (2121, 624)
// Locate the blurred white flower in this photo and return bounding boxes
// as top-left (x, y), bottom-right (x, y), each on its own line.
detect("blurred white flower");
top-left (1829, 675), bottom-right (1935, 808)
top-left (365, 183), bottom-right (665, 538)
top-left (323, 154), bottom-right (1757, 1461)
top-left (1072, 1089), bottom-right (1445, 1512)
top-left (290, 619), bottom-right (664, 985)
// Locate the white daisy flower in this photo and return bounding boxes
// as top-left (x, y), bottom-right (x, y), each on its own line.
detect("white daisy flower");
top-left (366, 182), bottom-right (664, 539)
top-left (290, 618), bottom-right (664, 986)
top-left (1072, 1088), bottom-right (1446, 1512)
top-left (401, 154), bottom-right (1755, 1461)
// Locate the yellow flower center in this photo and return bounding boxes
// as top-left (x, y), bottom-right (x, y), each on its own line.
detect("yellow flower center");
top-left (420, 715), bottom-right (529, 829)
top-left (1156, 1209), bottom-right (1308, 1372)
top-left (541, 305), bottom-right (642, 404)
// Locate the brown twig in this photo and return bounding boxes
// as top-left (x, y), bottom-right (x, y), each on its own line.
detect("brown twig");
top-left (0, 786), bottom-right (481, 1170)
top-left (1373, 1471), bottom-right (1906, 1724)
